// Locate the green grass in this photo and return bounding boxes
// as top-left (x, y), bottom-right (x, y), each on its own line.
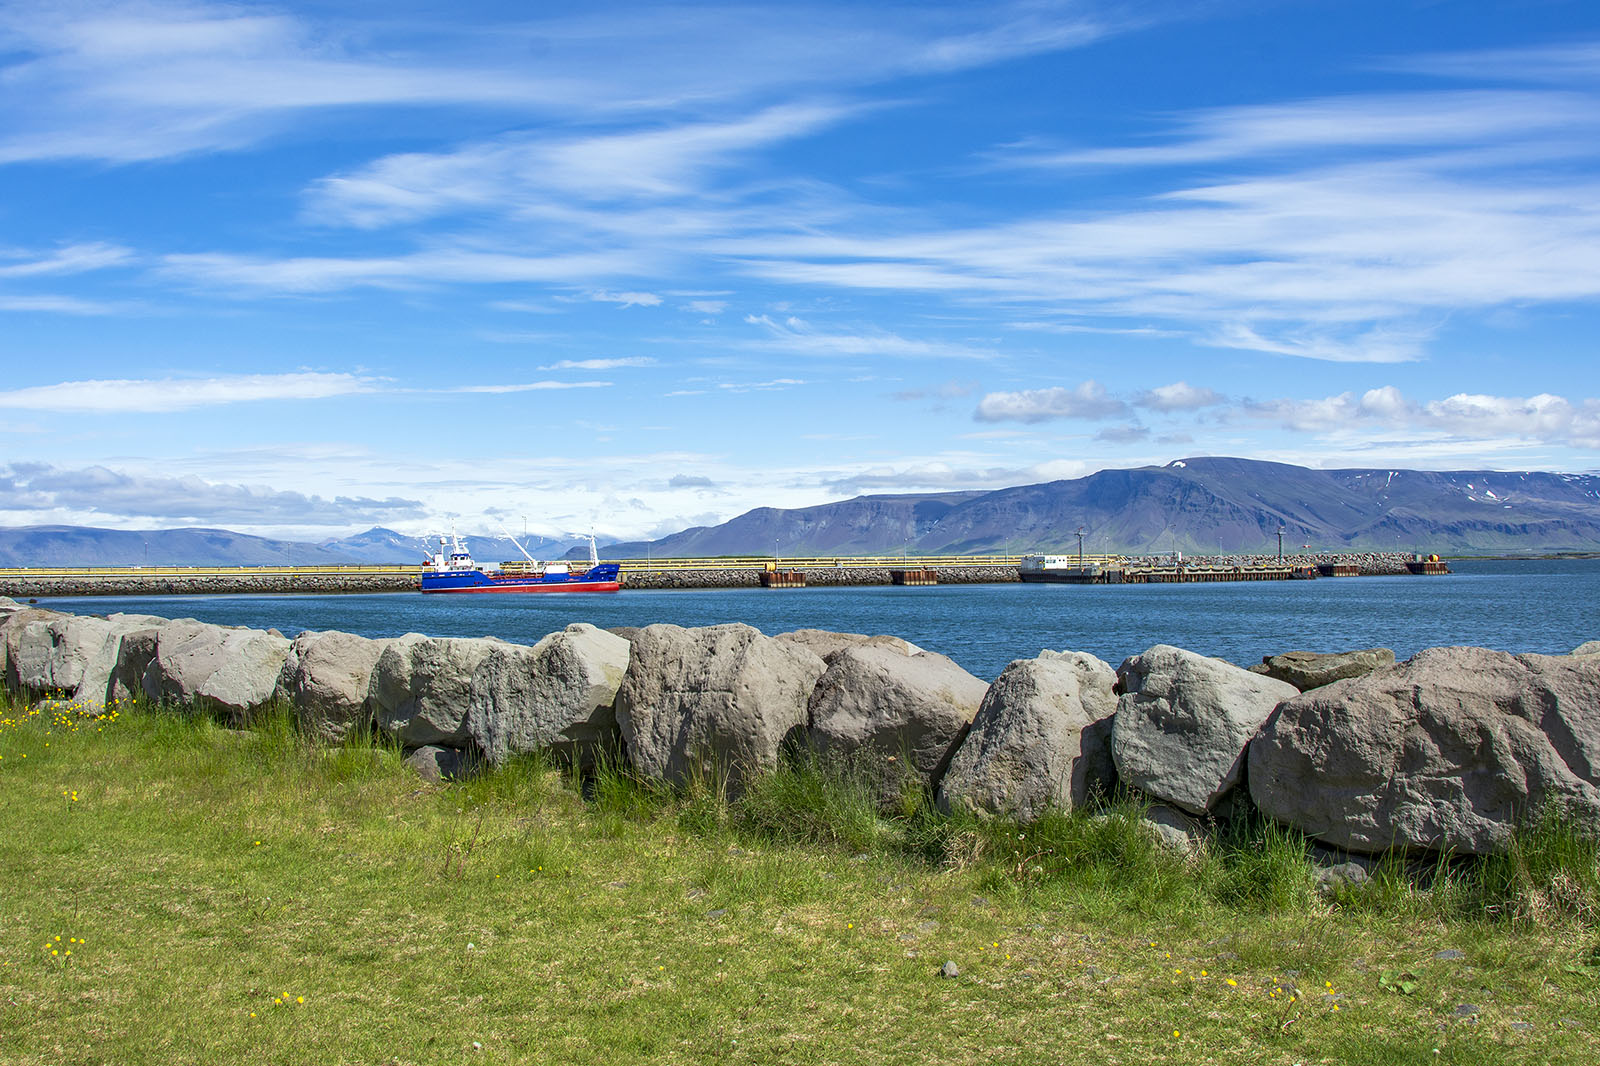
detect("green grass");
top-left (3, 692), bottom-right (1598, 1065)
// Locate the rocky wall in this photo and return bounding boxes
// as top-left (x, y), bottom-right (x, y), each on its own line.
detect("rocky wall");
top-left (10, 593), bottom-right (1586, 863)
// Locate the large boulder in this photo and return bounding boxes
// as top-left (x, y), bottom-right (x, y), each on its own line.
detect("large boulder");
top-left (140, 619), bottom-right (292, 721)
top-left (1249, 646), bottom-right (1600, 855)
top-left (6, 612), bottom-right (168, 707)
top-left (1249, 648), bottom-right (1396, 691)
top-left (468, 623), bottom-right (631, 767)
top-left (1112, 644), bottom-right (1298, 816)
top-left (613, 623), bottom-right (826, 789)
top-left (1, 607), bottom-right (69, 690)
top-left (372, 634), bottom-right (505, 747)
top-left (939, 650), bottom-right (1117, 820)
top-left (809, 645), bottom-right (989, 790)
top-left (276, 629), bottom-right (390, 742)
top-left (774, 629), bottom-right (923, 663)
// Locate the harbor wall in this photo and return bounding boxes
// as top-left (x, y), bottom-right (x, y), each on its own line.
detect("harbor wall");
top-left (0, 552), bottom-right (1421, 598)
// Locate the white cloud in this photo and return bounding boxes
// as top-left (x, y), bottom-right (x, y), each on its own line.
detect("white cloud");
top-left (539, 358), bottom-right (656, 370)
top-left (0, 372), bottom-right (376, 413)
top-left (974, 381), bottom-right (1127, 423)
top-left (0, 462), bottom-right (422, 526)
top-left (717, 378), bottom-right (806, 393)
top-left (744, 314), bottom-right (999, 360)
top-left (447, 381), bottom-right (611, 394)
top-left (589, 291), bottom-right (663, 308)
top-left (0, 242), bottom-right (133, 277)
top-left (306, 104), bottom-right (854, 228)
top-left (1134, 381), bottom-right (1224, 412)
top-left (685, 299), bottom-right (728, 314)
top-left (1245, 386), bottom-right (1600, 449)
top-left (160, 248), bottom-right (648, 292)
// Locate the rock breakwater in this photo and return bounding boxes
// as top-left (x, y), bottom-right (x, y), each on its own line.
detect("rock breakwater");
top-left (8, 593), bottom-right (1586, 860)
top-left (0, 552), bottom-right (1422, 597)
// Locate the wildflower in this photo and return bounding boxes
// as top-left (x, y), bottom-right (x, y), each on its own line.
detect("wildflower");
top-left (296, 996), bottom-right (304, 1004)
top-left (1226, 979), bottom-right (1237, 987)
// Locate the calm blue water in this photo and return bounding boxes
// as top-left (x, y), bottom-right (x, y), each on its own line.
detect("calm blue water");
top-left (32, 559), bottom-right (1600, 682)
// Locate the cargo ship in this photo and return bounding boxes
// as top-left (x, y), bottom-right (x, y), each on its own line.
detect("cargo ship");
top-left (420, 530), bottom-right (621, 593)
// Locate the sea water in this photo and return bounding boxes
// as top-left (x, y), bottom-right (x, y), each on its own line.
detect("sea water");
top-left (32, 558), bottom-right (1600, 682)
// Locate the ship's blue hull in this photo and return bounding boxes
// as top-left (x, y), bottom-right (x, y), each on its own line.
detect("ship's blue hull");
top-left (420, 563), bottom-right (621, 593)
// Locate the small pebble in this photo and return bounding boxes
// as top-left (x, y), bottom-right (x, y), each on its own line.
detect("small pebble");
top-left (939, 961), bottom-right (960, 979)
top-left (1435, 949), bottom-right (1465, 961)
top-left (1452, 1004), bottom-right (1479, 1018)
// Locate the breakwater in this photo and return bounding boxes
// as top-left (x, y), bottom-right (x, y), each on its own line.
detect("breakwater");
top-left (0, 552), bottom-right (1425, 597)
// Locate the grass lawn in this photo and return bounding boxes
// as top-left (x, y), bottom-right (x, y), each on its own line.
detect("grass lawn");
top-left (2, 694), bottom-right (1597, 1065)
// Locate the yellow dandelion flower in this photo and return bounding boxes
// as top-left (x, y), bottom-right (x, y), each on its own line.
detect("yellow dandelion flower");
top-left (296, 996), bottom-right (304, 1004)
top-left (1226, 979), bottom-right (1237, 987)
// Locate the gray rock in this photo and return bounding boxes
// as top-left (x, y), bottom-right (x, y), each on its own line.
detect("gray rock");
top-left (939, 960), bottom-right (960, 979)
top-left (1254, 648), bottom-right (1396, 691)
top-left (467, 623), bottom-right (631, 767)
top-left (1572, 641), bottom-right (1600, 657)
top-left (275, 629), bottom-right (390, 742)
top-left (937, 650), bottom-right (1117, 820)
top-left (1315, 862), bottom-right (1370, 895)
top-left (1, 607), bottom-right (70, 692)
top-left (614, 623), bottom-right (826, 789)
top-left (1434, 949), bottom-right (1465, 961)
top-left (809, 645), bottom-right (989, 790)
top-left (372, 634), bottom-right (504, 746)
top-left (141, 619), bottom-right (292, 721)
top-left (8, 613), bottom-right (111, 698)
top-left (1249, 646), bottom-right (1600, 854)
top-left (775, 628), bottom-right (924, 663)
top-left (1142, 804), bottom-right (1204, 853)
top-left (403, 744), bottom-right (481, 782)
top-left (1112, 645), bottom-right (1298, 815)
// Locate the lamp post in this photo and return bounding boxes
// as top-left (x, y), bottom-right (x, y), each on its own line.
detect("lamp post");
top-left (1277, 526), bottom-right (1285, 561)
top-left (1075, 526), bottom-right (1086, 570)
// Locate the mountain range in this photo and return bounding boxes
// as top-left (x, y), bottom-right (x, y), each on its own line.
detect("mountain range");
top-left (3, 458), bottom-right (1598, 566)
top-left (596, 458), bottom-right (1600, 557)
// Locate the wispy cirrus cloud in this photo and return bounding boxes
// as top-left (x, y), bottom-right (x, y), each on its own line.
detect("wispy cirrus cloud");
top-left (0, 371), bottom-right (377, 413)
top-left (306, 104), bottom-right (856, 229)
top-left (539, 357), bottom-right (656, 370)
top-left (446, 381), bottom-right (611, 394)
top-left (159, 248), bottom-right (651, 292)
top-left (0, 242), bottom-right (133, 277)
top-left (0, 1), bottom-right (1127, 164)
top-left (744, 314), bottom-right (999, 360)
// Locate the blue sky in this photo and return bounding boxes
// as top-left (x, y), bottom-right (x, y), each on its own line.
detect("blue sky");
top-left (2, 0), bottom-right (1599, 542)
